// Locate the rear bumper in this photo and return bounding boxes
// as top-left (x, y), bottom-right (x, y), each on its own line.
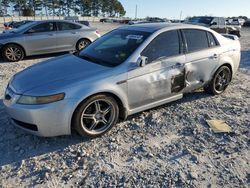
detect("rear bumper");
top-left (3, 98), bottom-right (78, 137)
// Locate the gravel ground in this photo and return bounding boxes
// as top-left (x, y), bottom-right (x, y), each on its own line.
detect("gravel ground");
top-left (0, 23), bottom-right (249, 187)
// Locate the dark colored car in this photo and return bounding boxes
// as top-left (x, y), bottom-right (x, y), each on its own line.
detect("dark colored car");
top-left (243, 20), bottom-right (250, 27)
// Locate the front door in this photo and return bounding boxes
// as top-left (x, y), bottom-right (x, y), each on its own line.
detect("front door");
top-left (24, 22), bottom-right (58, 55)
top-left (127, 30), bottom-right (186, 109)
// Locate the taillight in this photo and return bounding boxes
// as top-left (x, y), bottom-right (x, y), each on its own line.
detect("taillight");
top-left (96, 30), bottom-right (100, 35)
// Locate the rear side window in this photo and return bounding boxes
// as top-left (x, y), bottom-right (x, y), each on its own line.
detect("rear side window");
top-left (183, 29), bottom-right (209, 52)
top-left (57, 22), bottom-right (81, 31)
top-left (142, 30), bottom-right (180, 63)
top-left (207, 32), bottom-right (218, 47)
top-left (30, 22), bottom-right (54, 33)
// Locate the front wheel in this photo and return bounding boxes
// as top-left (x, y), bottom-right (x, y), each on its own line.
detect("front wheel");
top-left (204, 66), bottom-right (232, 95)
top-left (73, 95), bottom-right (119, 138)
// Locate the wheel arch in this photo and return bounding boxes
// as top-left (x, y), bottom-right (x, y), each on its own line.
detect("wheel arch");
top-left (2, 42), bottom-right (26, 56)
top-left (218, 63), bottom-right (233, 81)
top-left (70, 92), bottom-right (128, 131)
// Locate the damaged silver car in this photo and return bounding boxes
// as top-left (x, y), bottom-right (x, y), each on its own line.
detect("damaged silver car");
top-left (4, 23), bottom-right (241, 137)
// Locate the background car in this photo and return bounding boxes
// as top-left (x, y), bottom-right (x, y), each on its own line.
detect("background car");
top-left (186, 16), bottom-right (241, 37)
top-left (0, 20), bottom-right (100, 62)
top-left (3, 23), bottom-right (241, 138)
top-left (3, 20), bottom-right (32, 30)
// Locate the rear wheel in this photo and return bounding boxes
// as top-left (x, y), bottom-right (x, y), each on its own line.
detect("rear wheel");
top-left (73, 95), bottom-right (119, 138)
top-left (2, 44), bottom-right (24, 62)
top-left (76, 39), bottom-right (91, 51)
top-left (204, 66), bottom-right (232, 95)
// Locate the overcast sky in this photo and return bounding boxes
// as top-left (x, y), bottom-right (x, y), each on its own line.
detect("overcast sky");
top-left (119, 0), bottom-right (250, 19)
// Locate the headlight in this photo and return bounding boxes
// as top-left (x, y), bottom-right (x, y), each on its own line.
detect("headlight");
top-left (17, 93), bottom-right (65, 105)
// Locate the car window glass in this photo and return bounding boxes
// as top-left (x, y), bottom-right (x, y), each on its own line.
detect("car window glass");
top-left (57, 22), bottom-right (81, 30)
top-left (183, 29), bottom-right (209, 52)
top-left (207, 32), bottom-right (218, 47)
top-left (30, 22), bottom-right (54, 33)
top-left (212, 18), bottom-right (219, 25)
top-left (141, 30), bottom-right (180, 63)
top-left (79, 29), bottom-right (150, 67)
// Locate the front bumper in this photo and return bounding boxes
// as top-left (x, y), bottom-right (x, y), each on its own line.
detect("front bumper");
top-left (3, 98), bottom-right (77, 137)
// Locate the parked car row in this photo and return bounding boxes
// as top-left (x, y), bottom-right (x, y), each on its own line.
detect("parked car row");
top-left (186, 16), bottom-right (241, 37)
top-left (3, 23), bottom-right (241, 138)
top-left (0, 20), bottom-right (100, 62)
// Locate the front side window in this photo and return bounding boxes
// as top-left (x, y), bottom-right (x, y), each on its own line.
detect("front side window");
top-left (183, 29), bottom-right (209, 53)
top-left (29, 22), bottom-right (54, 33)
top-left (79, 29), bottom-right (151, 67)
top-left (57, 22), bottom-right (81, 30)
top-left (141, 30), bottom-right (180, 63)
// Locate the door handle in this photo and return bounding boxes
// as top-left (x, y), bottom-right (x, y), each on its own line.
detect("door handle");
top-left (71, 32), bottom-right (77, 34)
top-left (48, 33), bottom-right (54, 36)
top-left (210, 54), bottom-right (219, 59)
top-left (175, 62), bottom-right (184, 68)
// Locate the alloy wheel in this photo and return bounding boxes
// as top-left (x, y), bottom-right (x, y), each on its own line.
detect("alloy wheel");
top-left (5, 46), bottom-right (22, 61)
top-left (80, 99), bottom-right (114, 135)
top-left (214, 68), bottom-right (231, 93)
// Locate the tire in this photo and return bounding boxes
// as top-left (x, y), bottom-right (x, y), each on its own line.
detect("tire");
top-left (2, 44), bottom-right (24, 62)
top-left (73, 95), bottom-right (119, 138)
top-left (76, 39), bottom-right (91, 51)
top-left (204, 66), bottom-right (232, 95)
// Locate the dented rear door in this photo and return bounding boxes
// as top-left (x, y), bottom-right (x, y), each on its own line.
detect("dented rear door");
top-left (182, 29), bottom-right (220, 92)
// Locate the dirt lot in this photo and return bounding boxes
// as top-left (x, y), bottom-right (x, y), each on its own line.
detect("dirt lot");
top-left (0, 23), bottom-right (249, 187)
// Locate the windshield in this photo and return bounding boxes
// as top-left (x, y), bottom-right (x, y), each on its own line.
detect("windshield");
top-left (188, 17), bottom-right (213, 24)
top-left (79, 29), bottom-right (151, 67)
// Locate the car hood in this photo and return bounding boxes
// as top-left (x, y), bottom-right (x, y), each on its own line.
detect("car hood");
top-left (11, 54), bottom-right (110, 94)
top-left (0, 32), bottom-right (20, 39)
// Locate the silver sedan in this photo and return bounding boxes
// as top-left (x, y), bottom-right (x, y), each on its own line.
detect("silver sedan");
top-left (0, 20), bottom-right (100, 62)
top-left (3, 23), bottom-right (241, 137)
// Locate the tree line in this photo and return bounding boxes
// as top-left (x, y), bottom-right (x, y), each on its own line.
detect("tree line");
top-left (0, 0), bottom-right (126, 17)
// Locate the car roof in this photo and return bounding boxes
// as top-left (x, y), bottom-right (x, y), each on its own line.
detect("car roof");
top-left (120, 23), bottom-right (210, 33)
top-left (32, 20), bottom-right (77, 23)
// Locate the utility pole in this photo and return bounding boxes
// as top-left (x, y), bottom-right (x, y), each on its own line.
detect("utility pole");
top-left (135, 4), bottom-right (137, 19)
top-left (179, 11), bottom-right (182, 22)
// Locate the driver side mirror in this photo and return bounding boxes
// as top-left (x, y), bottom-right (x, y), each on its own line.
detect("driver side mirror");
top-left (137, 56), bottom-right (148, 67)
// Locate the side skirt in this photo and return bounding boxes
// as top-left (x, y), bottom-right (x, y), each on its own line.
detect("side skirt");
top-left (128, 94), bottom-right (183, 115)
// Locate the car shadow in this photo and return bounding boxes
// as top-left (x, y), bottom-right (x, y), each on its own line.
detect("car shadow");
top-left (0, 91), bottom-right (210, 167)
top-left (0, 52), bottom-right (69, 64)
top-left (0, 99), bottom-right (90, 167)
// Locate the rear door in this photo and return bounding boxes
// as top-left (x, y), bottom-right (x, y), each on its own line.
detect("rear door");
top-left (127, 30), bottom-right (186, 109)
top-left (182, 29), bottom-right (221, 91)
top-left (23, 22), bottom-right (58, 55)
top-left (55, 21), bottom-right (82, 51)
